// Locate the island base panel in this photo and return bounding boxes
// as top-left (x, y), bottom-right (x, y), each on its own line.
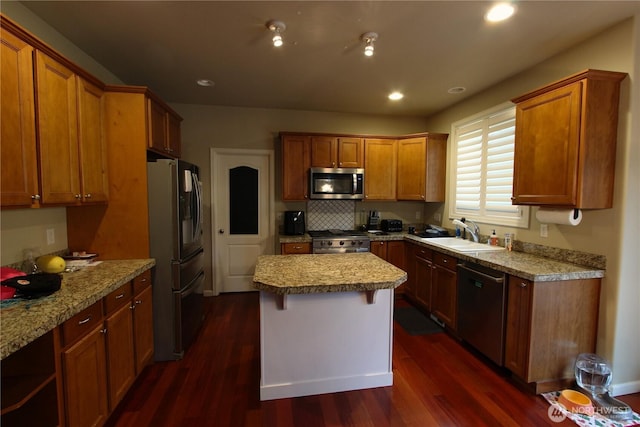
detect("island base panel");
top-left (259, 289), bottom-right (394, 401)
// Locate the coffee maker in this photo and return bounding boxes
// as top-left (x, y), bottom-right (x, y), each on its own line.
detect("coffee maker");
top-left (284, 211), bottom-right (305, 235)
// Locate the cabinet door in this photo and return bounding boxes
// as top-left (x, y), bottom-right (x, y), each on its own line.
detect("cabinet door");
top-left (504, 276), bottom-right (532, 379)
top-left (397, 137), bottom-right (426, 200)
top-left (414, 255), bottom-right (433, 310)
top-left (77, 77), bottom-right (108, 203)
top-left (133, 284), bottom-right (154, 373)
top-left (167, 112), bottom-right (182, 158)
top-left (35, 51), bottom-right (80, 205)
top-left (105, 303), bottom-right (136, 410)
top-left (0, 28), bottom-right (39, 208)
top-left (370, 240), bottom-right (387, 259)
top-left (147, 98), bottom-right (167, 154)
top-left (512, 82), bottom-right (582, 206)
top-left (431, 263), bottom-right (457, 329)
top-left (310, 136), bottom-right (336, 168)
top-left (62, 324), bottom-right (108, 427)
top-left (403, 243), bottom-right (417, 297)
top-left (386, 241), bottom-right (405, 270)
top-left (397, 135), bottom-right (447, 202)
top-left (364, 139), bottom-right (397, 200)
top-left (337, 137), bottom-right (363, 168)
top-left (282, 135), bottom-right (311, 200)
top-left (424, 135), bottom-right (448, 202)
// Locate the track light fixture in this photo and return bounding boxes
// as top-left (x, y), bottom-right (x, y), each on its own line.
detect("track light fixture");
top-left (361, 32), bottom-right (378, 57)
top-left (267, 20), bottom-right (286, 47)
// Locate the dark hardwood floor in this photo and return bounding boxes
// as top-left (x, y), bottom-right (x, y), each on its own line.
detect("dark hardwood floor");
top-left (107, 293), bottom-right (640, 427)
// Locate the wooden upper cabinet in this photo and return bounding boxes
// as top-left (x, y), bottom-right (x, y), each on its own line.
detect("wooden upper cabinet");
top-left (0, 27), bottom-right (39, 208)
top-left (311, 136), bottom-right (363, 168)
top-left (148, 98), bottom-right (181, 158)
top-left (397, 134), bottom-right (448, 202)
top-left (77, 77), bottom-right (109, 203)
top-left (35, 50), bottom-right (81, 205)
top-left (282, 135), bottom-right (311, 201)
top-left (511, 69), bottom-right (626, 208)
top-left (364, 138), bottom-right (397, 200)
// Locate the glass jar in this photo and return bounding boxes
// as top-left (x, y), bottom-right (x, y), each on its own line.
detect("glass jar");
top-left (575, 353), bottom-right (612, 395)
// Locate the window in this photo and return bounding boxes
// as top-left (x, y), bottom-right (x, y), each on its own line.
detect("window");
top-left (449, 102), bottom-right (529, 228)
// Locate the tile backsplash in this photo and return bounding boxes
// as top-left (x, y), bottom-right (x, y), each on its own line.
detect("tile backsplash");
top-left (307, 200), bottom-right (355, 230)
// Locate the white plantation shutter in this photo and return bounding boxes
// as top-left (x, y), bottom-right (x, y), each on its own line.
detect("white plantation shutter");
top-left (450, 103), bottom-right (529, 228)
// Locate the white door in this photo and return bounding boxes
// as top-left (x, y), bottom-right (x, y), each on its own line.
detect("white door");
top-left (211, 149), bottom-right (274, 293)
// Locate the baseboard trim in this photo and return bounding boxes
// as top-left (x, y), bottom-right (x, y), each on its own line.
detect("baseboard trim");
top-left (260, 372), bottom-right (393, 401)
top-left (611, 380), bottom-right (640, 396)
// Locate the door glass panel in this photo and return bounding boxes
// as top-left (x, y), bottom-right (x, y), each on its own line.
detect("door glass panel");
top-left (229, 166), bottom-right (258, 234)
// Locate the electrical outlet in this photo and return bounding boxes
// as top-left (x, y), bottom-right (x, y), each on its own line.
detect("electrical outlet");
top-left (415, 211), bottom-right (421, 219)
top-left (46, 228), bottom-right (55, 245)
top-left (434, 212), bottom-right (442, 222)
top-left (540, 224), bottom-right (548, 238)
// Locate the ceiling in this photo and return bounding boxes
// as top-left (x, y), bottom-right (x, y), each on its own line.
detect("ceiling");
top-left (19, 1), bottom-right (640, 117)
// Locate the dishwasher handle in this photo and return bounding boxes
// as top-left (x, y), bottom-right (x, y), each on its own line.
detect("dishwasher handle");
top-left (458, 263), bottom-right (505, 284)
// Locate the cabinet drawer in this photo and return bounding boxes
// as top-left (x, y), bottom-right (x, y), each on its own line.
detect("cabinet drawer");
top-left (104, 283), bottom-right (132, 315)
top-left (132, 270), bottom-right (152, 295)
top-left (281, 242), bottom-right (311, 254)
top-left (62, 301), bottom-right (103, 347)
top-left (433, 252), bottom-right (456, 269)
top-left (414, 245), bottom-right (432, 260)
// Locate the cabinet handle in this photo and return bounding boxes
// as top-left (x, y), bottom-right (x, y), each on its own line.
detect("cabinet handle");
top-left (84, 193), bottom-right (92, 199)
top-left (100, 328), bottom-right (107, 334)
top-left (140, 277), bottom-right (147, 283)
top-left (511, 197), bottom-right (516, 201)
top-left (135, 300), bottom-right (143, 305)
top-left (332, 162), bottom-right (336, 167)
top-left (115, 293), bottom-right (125, 299)
top-left (442, 259), bottom-right (448, 263)
top-left (130, 304), bottom-right (135, 310)
top-left (31, 194), bottom-right (41, 201)
top-left (519, 282), bottom-right (527, 288)
top-left (78, 316), bottom-right (92, 325)
top-left (293, 245), bottom-right (302, 249)
top-left (75, 194), bottom-right (82, 199)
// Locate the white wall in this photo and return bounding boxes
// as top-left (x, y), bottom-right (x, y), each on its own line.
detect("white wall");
top-left (423, 17), bottom-right (640, 394)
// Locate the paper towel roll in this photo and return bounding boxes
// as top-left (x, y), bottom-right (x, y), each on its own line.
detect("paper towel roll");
top-left (535, 208), bottom-right (582, 226)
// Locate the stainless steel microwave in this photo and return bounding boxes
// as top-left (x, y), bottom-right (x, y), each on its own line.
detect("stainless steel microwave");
top-left (309, 167), bottom-right (364, 200)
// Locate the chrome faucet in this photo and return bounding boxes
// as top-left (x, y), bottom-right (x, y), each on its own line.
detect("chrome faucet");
top-left (452, 218), bottom-right (480, 242)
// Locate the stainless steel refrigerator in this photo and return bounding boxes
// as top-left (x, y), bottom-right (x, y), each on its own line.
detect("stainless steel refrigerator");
top-left (147, 159), bottom-right (205, 361)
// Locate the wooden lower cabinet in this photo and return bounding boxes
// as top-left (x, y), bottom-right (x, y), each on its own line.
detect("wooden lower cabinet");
top-left (1, 331), bottom-right (61, 427)
top-left (104, 303), bottom-right (135, 410)
top-left (504, 275), bottom-right (601, 393)
top-left (62, 323), bottom-right (109, 427)
top-left (59, 271), bottom-right (153, 426)
top-left (370, 240), bottom-right (406, 292)
top-left (281, 242), bottom-right (311, 254)
top-left (430, 252), bottom-right (457, 330)
top-left (133, 282), bottom-right (154, 373)
top-left (414, 252), bottom-right (433, 310)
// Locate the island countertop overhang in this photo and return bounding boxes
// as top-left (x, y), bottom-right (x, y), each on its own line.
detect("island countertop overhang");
top-left (253, 252), bottom-right (407, 295)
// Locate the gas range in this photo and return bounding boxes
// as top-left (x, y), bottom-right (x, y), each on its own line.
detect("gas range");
top-left (308, 229), bottom-right (371, 254)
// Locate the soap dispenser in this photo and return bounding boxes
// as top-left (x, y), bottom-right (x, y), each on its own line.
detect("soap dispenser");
top-left (489, 230), bottom-right (499, 246)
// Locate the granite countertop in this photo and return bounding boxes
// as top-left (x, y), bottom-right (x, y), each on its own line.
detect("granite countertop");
top-left (278, 232), bottom-right (604, 282)
top-left (0, 259), bottom-right (155, 360)
top-left (253, 252), bottom-right (407, 295)
top-left (403, 235), bottom-right (604, 281)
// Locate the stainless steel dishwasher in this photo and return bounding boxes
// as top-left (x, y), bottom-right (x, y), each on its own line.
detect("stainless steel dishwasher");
top-left (457, 262), bottom-right (507, 366)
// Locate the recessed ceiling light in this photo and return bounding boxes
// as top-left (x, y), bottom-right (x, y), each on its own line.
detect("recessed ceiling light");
top-left (448, 86), bottom-right (466, 94)
top-left (485, 3), bottom-right (515, 22)
top-left (388, 91), bottom-right (404, 101)
top-left (196, 79), bottom-right (214, 87)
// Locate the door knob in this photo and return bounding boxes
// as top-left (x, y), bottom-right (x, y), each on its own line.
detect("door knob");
top-left (219, 229), bottom-right (225, 234)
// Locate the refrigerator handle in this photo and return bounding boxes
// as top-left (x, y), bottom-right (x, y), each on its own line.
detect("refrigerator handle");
top-left (192, 172), bottom-right (203, 240)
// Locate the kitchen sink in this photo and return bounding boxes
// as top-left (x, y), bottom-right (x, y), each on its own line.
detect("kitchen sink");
top-left (420, 237), bottom-right (506, 253)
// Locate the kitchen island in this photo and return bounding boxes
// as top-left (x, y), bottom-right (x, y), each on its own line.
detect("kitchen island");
top-left (253, 253), bottom-right (407, 401)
